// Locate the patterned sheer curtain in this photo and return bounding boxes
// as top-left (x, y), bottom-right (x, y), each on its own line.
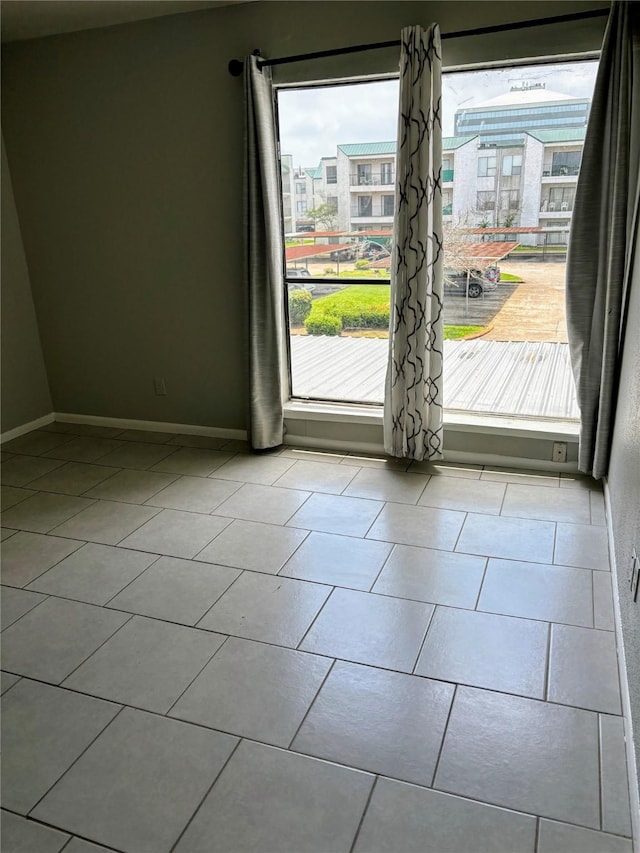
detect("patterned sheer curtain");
top-left (384, 25), bottom-right (444, 461)
top-left (566, 1), bottom-right (639, 479)
top-left (244, 54), bottom-right (287, 450)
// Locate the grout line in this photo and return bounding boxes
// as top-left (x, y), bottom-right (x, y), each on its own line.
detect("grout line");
top-left (286, 658), bottom-right (337, 749)
top-left (473, 558), bottom-right (489, 610)
top-left (194, 569), bottom-right (246, 627)
top-left (165, 634), bottom-right (232, 717)
top-left (58, 613), bottom-right (135, 684)
top-left (26, 704), bottom-right (127, 818)
top-left (430, 683), bottom-right (458, 788)
top-left (348, 774), bottom-right (379, 853)
top-left (543, 622), bottom-right (552, 702)
top-left (534, 816), bottom-right (541, 852)
top-left (168, 737), bottom-right (243, 853)
top-left (591, 569), bottom-right (597, 629)
top-left (411, 603), bottom-right (438, 675)
top-left (100, 552), bottom-right (165, 608)
top-left (295, 585), bottom-right (336, 651)
top-left (367, 541), bottom-right (395, 593)
top-left (597, 712), bottom-right (604, 831)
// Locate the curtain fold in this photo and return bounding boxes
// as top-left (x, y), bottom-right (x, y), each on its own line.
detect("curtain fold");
top-left (244, 55), bottom-right (287, 450)
top-left (384, 25), bottom-right (444, 462)
top-left (566, 1), bottom-right (640, 479)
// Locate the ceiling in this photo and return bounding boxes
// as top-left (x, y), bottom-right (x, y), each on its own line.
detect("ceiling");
top-left (0, 0), bottom-right (254, 43)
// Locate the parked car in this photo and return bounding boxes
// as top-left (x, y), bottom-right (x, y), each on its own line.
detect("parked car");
top-left (485, 265), bottom-right (501, 284)
top-left (444, 269), bottom-right (498, 298)
top-left (286, 268), bottom-right (315, 292)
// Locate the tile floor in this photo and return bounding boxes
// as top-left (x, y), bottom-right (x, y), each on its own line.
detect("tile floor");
top-left (0, 423), bottom-right (635, 853)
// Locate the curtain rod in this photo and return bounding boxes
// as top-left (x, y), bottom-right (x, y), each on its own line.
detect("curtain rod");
top-left (227, 6), bottom-right (609, 76)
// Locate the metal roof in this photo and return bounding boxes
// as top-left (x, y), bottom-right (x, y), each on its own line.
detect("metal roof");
top-left (526, 128), bottom-right (587, 143)
top-left (443, 135), bottom-right (477, 150)
top-left (337, 142), bottom-right (396, 156)
top-left (290, 336), bottom-right (579, 419)
top-left (467, 227), bottom-right (543, 234)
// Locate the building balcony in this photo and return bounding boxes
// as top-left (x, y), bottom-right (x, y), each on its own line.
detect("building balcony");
top-left (351, 205), bottom-right (395, 219)
top-left (349, 172), bottom-right (395, 188)
top-left (539, 203), bottom-right (574, 215)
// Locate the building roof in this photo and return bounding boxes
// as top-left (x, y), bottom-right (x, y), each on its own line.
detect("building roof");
top-left (443, 135), bottom-right (477, 150)
top-left (526, 128), bottom-right (587, 143)
top-left (470, 87), bottom-right (587, 110)
top-left (337, 142), bottom-right (396, 156)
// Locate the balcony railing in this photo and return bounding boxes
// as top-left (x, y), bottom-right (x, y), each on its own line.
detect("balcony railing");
top-left (540, 198), bottom-right (574, 213)
top-left (442, 169), bottom-right (455, 182)
top-left (542, 165), bottom-right (580, 177)
top-left (351, 204), bottom-right (395, 218)
top-left (349, 172), bottom-right (395, 186)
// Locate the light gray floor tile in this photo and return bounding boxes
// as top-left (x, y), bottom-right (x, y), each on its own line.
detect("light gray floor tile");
top-left (151, 447), bottom-right (234, 476)
top-left (416, 607), bottom-right (548, 698)
top-left (51, 500), bottom-right (162, 545)
top-left (1, 586), bottom-right (47, 629)
top-left (481, 467), bottom-right (560, 487)
top-left (1, 672), bottom-right (21, 694)
top-left (198, 572), bottom-right (330, 647)
top-left (280, 531), bottom-right (391, 590)
top-left (55, 423), bottom-right (124, 439)
top-left (27, 543), bottom-right (157, 605)
top-left (372, 544), bottom-right (485, 608)
top-left (144, 474), bottom-right (242, 512)
top-left (1, 527), bottom-right (17, 541)
top-left (32, 707), bottom-right (237, 853)
top-left (293, 661), bottom-right (453, 786)
top-left (591, 490), bottom-right (607, 525)
top-left (118, 509), bottom-right (230, 558)
top-left (300, 588), bottom-right (433, 672)
top-left (216, 482), bottom-right (311, 525)
top-left (63, 838), bottom-right (114, 853)
top-left (1, 597), bottom-right (130, 683)
top-left (278, 447), bottom-right (347, 464)
top-left (560, 473), bottom-right (600, 489)
top-left (366, 502), bottom-right (465, 550)
top-left (115, 429), bottom-right (175, 443)
top-left (167, 433), bottom-right (230, 450)
top-left (43, 437), bottom-right (124, 463)
top-left (107, 556), bottom-right (239, 624)
top-left (288, 492), bottom-right (384, 537)
top-left (92, 441), bottom-right (178, 469)
top-left (1, 532), bottom-right (83, 587)
top-left (344, 467), bottom-right (430, 504)
top-left (418, 476), bottom-right (506, 514)
top-left (1, 492), bottom-right (95, 534)
top-left (35, 421), bottom-right (75, 433)
top-left (65, 615), bottom-right (225, 712)
top-left (84, 468), bottom-right (178, 503)
top-left (501, 483), bottom-right (591, 524)
top-left (211, 453), bottom-right (295, 484)
top-left (3, 430), bottom-right (74, 456)
top-left (456, 513), bottom-right (556, 563)
top-left (220, 438), bottom-right (252, 453)
top-left (174, 740), bottom-right (373, 853)
top-left (478, 558), bottom-right (594, 627)
top-left (555, 522), bottom-right (611, 570)
top-left (171, 637), bottom-right (332, 746)
top-left (1, 485), bottom-right (35, 510)
top-left (1, 679), bottom-right (120, 814)
top-left (1, 454), bottom-right (65, 487)
top-left (0, 810), bottom-right (70, 853)
top-left (537, 820), bottom-right (633, 852)
top-left (342, 453), bottom-right (409, 471)
top-left (548, 624), bottom-right (621, 714)
top-left (274, 459), bottom-right (360, 494)
top-left (195, 519), bottom-right (308, 574)
top-left (594, 570), bottom-right (616, 630)
top-left (354, 778), bottom-right (537, 853)
top-left (26, 462), bottom-right (121, 496)
top-left (407, 461), bottom-right (482, 478)
top-left (600, 714), bottom-right (633, 837)
top-left (435, 686), bottom-right (600, 828)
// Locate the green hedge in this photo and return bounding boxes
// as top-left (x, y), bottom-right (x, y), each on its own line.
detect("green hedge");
top-left (304, 314), bottom-right (342, 336)
top-left (288, 289), bottom-right (313, 324)
top-left (307, 286), bottom-right (390, 331)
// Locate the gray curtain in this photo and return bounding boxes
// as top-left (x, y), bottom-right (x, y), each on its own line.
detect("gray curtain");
top-left (384, 25), bottom-right (444, 461)
top-left (244, 55), bottom-right (287, 450)
top-left (566, 1), bottom-right (640, 479)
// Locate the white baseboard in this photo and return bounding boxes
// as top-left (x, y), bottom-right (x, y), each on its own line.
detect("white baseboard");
top-left (603, 479), bottom-right (640, 850)
top-left (1, 412), bottom-right (55, 443)
top-left (53, 412), bottom-right (248, 441)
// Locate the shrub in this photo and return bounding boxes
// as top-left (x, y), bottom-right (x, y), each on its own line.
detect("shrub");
top-left (355, 259), bottom-right (370, 269)
top-left (288, 289), bottom-right (313, 324)
top-left (304, 314), bottom-right (342, 336)
top-left (308, 286), bottom-right (390, 330)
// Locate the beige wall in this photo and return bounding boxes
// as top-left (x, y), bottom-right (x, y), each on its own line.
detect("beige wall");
top-left (1, 0), bottom-right (607, 428)
top-left (1, 134), bottom-right (52, 432)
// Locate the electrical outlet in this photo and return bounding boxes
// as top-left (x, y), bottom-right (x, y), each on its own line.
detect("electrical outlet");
top-left (552, 441), bottom-right (567, 463)
top-left (153, 377), bottom-right (167, 396)
top-left (631, 547), bottom-right (639, 603)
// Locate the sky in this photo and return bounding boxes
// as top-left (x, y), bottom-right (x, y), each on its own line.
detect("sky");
top-left (277, 60), bottom-right (599, 169)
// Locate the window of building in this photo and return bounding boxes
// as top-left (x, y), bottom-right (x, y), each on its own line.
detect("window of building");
top-left (551, 150), bottom-right (582, 176)
top-left (502, 154), bottom-right (522, 176)
top-left (357, 164), bottom-right (372, 185)
top-left (381, 162), bottom-right (393, 185)
top-left (443, 189), bottom-right (453, 215)
top-left (295, 183), bottom-right (306, 194)
top-left (326, 165), bottom-right (337, 183)
top-left (499, 189), bottom-right (520, 211)
top-left (358, 195), bottom-right (373, 216)
top-left (478, 156), bottom-right (497, 177)
top-left (477, 190), bottom-right (496, 210)
top-left (296, 200), bottom-right (307, 213)
top-left (383, 195), bottom-right (395, 216)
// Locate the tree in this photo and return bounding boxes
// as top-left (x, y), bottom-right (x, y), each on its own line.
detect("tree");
top-left (305, 192), bottom-right (339, 230)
